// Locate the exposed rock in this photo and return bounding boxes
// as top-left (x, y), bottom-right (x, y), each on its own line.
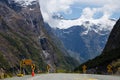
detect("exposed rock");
top-left (0, 0), bottom-right (78, 77)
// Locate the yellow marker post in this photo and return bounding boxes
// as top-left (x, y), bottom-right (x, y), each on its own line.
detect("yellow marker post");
top-left (47, 64), bottom-right (51, 73)
top-left (31, 64), bottom-right (35, 70)
top-left (82, 65), bottom-right (87, 73)
top-left (31, 64), bottom-right (35, 77)
top-left (107, 64), bottom-right (113, 74)
top-left (17, 61), bottom-right (24, 77)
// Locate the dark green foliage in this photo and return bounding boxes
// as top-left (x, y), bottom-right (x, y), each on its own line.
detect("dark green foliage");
top-left (74, 47), bottom-right (120, 72)
top-left (0, 32), bottom-right (47, 74)
top-left (0, 33), bottom-right (28, 58)
top-left (43, 36), bottom-right (79, 72)
top-left (0, 51), bottom-right (10, 69)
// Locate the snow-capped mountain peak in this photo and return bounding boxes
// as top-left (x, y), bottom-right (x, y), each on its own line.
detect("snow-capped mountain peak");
top-left (56, 17), bottom-right (116, 35)
top-left (48, 13), bottom-right (116, 35)
top-left (14, 0), bottom-right (37, 7)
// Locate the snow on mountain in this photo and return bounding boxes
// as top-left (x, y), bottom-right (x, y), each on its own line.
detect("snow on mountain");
top-left (57, 17), bottom-right (116, 35)
top-left (12, 0), bottom-right (116, 36)
top-left (14, 0), bottom-right (36, 7)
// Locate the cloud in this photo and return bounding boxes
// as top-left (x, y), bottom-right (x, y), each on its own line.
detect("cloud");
top-left (80, 8), bottom-right (96, 19)
top-left (39, 0), bottom-right (120, 28)
top-left (74, 0), bottom-right (120, 19)
top-left (39, 0), bottom-right (78, 28)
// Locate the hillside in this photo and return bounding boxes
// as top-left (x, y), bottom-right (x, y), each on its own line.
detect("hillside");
top-left (0, 0), bottom-right (78, 78)
top-left (53, 25), bottom-right (110, 63)
top-left (74, 19), bottom-right (120, 74)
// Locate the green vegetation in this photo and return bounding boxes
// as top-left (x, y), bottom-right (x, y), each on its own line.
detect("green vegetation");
top-left (0, 51), bottom-right (10, 69)
top-left (74, 47), bottom-right (120, 73)
top-left (0, 51), bottom-right (13, 79)
top-left (0, 33), bottom-right (28, 57)
top-left (47, 38), bottom-right (78, 71)
top-left (0, 32), bottom-right (47, 74)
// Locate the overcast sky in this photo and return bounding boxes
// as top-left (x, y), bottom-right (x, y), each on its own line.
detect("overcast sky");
top-left (39, 0), bottom-right (120, 28)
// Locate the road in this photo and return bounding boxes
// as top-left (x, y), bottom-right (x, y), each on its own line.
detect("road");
top-left (4, 73), bottom-right (120, 80)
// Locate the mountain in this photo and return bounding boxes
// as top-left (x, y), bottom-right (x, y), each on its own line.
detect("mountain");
top-left (0, 0), bottom-right (78, 78)
top-left (74, 19), bottom-right (120, 74)
top-left (103, 19), bottom-right (120, 53)
top-left (53, 18), bottom-right (116, 63)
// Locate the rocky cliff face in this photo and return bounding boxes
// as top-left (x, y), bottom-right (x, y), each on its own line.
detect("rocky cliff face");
top-left (0, 0), bottom-right (78, 77)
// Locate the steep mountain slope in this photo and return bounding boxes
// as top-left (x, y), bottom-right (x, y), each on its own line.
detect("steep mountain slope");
top-left (74, 19), bottom-right (120, 74)
top-left (0, 0), bottom-right (78, 77)
top-left (43, 23), bottom-right (79, 68)
top-left (53, 18), bottom-right (115, 63)
top-left (103, 19), bottom-right (120, 53)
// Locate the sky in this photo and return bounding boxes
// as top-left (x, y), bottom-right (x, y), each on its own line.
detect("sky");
top-left (39, 0), bottom-right (120, 28)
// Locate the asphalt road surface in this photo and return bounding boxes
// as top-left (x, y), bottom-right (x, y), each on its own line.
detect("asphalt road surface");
top-left (3, 73), bottom-right (120, 80)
